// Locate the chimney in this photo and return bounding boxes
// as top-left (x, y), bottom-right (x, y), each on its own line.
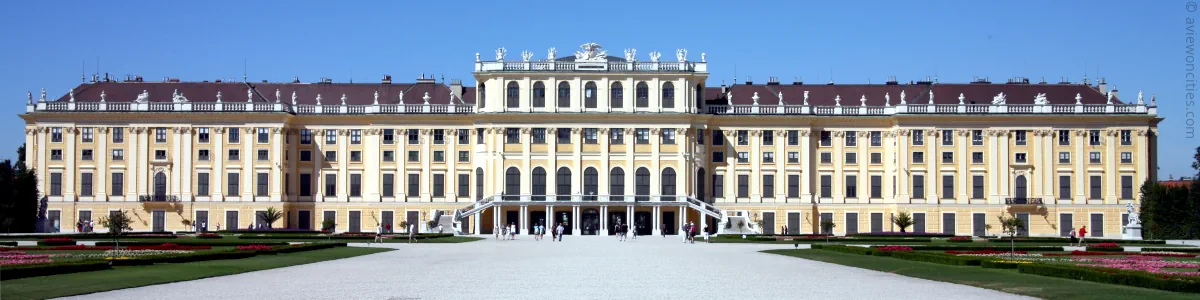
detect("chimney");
top-left (885, 76), bottom-right (898, 85)
top-left (1097, 77), bottom-right (1107, 94)
top-left (792, 77), bottom-right (803, 85)
top-left (382, 75), bottom-right (392, 84)
top-left (744, 76), bottom-right (753, 85)
top-left (1110, 86), bottom-right (1119, 100)
top-left (449, 79), bottom-right (463, 101)
top-left (767, 76), bottom-right (780, 85)
top-left (293, 77), bottom-right (301, 83)
top-left (721, 82), bottom-right (728, 95)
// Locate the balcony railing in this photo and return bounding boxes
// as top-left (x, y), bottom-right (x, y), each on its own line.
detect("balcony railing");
top-left (1004, 197), bottom-right (1044, 205)
top-left (477, 60), bottom-right (705, 73)
top-left (703, 103), bottom-right (1155, 116)
top-left (28, 101), bottom-right (475, 115)
top-left (139, 195), bottom-right (180, 202)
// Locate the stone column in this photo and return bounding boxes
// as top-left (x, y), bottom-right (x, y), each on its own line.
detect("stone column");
top-left (572, 205), bottom-right (580, 235)
top-left (213, 128), bottom-right (225, 201)
top-left (64, 127), bottom-right (76, 201)
top-left (96, 128), bottom-right (108, 201)
top-left (337, 129), bottom-right (349, 202)
top-left (652, 205), bottom-right (660, 235)
top-left (271, 127), bottom-right (283, 202)
top-left (241, 128), bottom-right (253, 200)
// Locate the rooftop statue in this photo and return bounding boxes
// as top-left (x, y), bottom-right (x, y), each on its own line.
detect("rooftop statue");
top-left (574, 43), bottom-right (608, 62)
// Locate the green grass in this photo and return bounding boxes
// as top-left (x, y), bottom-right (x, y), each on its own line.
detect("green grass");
top-left (764, 249), bottom-right (1198, 300)
top-left (1, 246), bottom-right (392, 300)
top-left (707, 237), bottom-right (1189, 247)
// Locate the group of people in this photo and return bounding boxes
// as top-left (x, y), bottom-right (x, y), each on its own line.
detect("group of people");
top-left (371, 223), bottom-right (418, 244)
top-left (1068, 225), bottom-right (1089, 246)
top-left (496, 223), bottom-right (518, 240)
top-left (75, 220), bottom-right (94, 233)
top-left (500, 221), bottom-right (568, 242)
top-left (613, 223), bottom-right (633, 241)
top-left (679, 222), bottom-right (701, 243)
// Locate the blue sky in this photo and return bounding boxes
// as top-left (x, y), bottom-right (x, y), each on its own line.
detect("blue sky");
top-left (0, 0), bottom-right (1192, 178)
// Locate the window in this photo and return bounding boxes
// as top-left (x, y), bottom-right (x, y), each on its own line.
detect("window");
top-left (80, 173), bottom-right (93, 196)
top-left (610, 128), bottom-right (624, 144)
top-left (324, 129), bottom-right (337, 144)
top-left (350, 130), bottom-right (361, 144)
top-left (325, 151), bottom-right (337, 162)
top-left (844, 152), bottom-right (856, 164)
top-left (49, 173), bottom-right (62, 196)
top-left (845, 175), bottom-right (858, 198)
top-left (197, 128), bottom-right (209, 143)
top-left (111, 172), bottom-right (124, 195)
top-left (433, 129), bottom-right (445, 144)
top-left (763, 152), bottom-right (775, 163)
top-left (712, 152), bottom-right (724, 162)
top-left (155, 150), bottom-right (167, 160)
top-left (1059, 152), bottom-right (1071, 163)
top-left (1015, 130), bottom-right (1027, 145)
top-left (788, 152), bottom-right (799, 163)
top-left (972, 130), bottom-right (983, 145)
top-left (458, 173), bottom-right (470, 197)
top-left (228, 128), bottom-right (240, 143)
top-left (533, 81), bottom-right (546, 107)
top-left (844, 131), bottom-right (856, 147)
top-left (198, 149), bottom-right (210, 161)
top-left (762, 174), bottom-right (774, 197)
top-left (257, 128), bottom-right (269, 144)
top-left (407, 151), bottom-right (419, 162)
top-left (408, 129), bottom-right (420, 144)
top-left (1059, 175), bottom-right (1071, 198)
top-left (870, 131), bottom-right (881, 146)
top-left (1089, 130), bottom-right (1101, 145)
top-left (433, 151), bottom-right (445, 162)
top-left (737, 130), bottom-right (749, 145)
top-left (697, 129), bottom-right (705, 144)
top-left (736, 175), bottom-right (749, 198)
top-left (348, 174), bottom-right (361, 197)
top-left (228, 173), bottom-right (240, 195)
top-left (1089, 152), bottom-right (1101, 164)
top-left (111, 127), bottom-right (124, 143)
top-left (1120, 130), bottom-right (1132, 145)
top-left (912, 152), bottom-right (924, 164)
top-left (557, 168), bottom-right (572, 200)
top-left (256, 173), bottom-right (268, 196)
top-left (407, 174), bottom-right (419, 197)
top-left (1121, 176), bottom-right (1134, 199)
top-left (972, 175), bottom-right (985, 199)
top-left (819, 131), bottom-right (832, 147)
top-left (870, 152), bottom-right (882, 164)
top-left (324, 174), bottom-right (336, 197)
top-left (458, 151), bottom-right (469, 162)
top-left (557, 128), bottom-right (571, 144)
top-left (528, 168), bottom-right (546, 200)
top-left (972, 152), bottom-right (983, 164)
top-left (1089, 175), bottom-right (1102, 200)
top-left (763, 130), bottom-right (774, 145)
top-left (911, 130), bottom-right (924, 145)
top-left (820, 175), bottom-right (832, 198)
top-left (155, 128), bottom-right (167, 143)
top-left (942, 152), bottom-right (953, 163)
top-left (661, 82), bottom-right (675, 108)
top-left (557, 82), bottom-right (571, 108)
top-left (712, 130), bottom-right (724, 146)
top-left (737, 152), bottom-right (749, 163)
top-left (476, 128), bottom-right (484, 144)
top-left (788, 175), bottom-right (800, 197)
top-left (81, 149), bottom-right (93, 161)
top-left (610, 82), bottom-right (623, 108)
top-left (662, 169), bottom-right (677, 199)
top-left (913, 175), bottom-right (925, 199)
top-left (228, 149), bottom-right (240, 161)
top-left (635, 128), bottom-right (650, 144)
top-left (635, 82), bottom-right (649, 107)
top-left (301, 150), bottom-right (313, 162)
top-left (300, 174), bottom-right (312, 197)
top-left (506, 81), bottom-right (520, 108)
top-left (380, 173), bottom-right (394, 197)
top-left (941, 130), bottom-right (953, 145)
top-left (870, 175), bottom-right (882, 198)
top-left (1120, 152), bottom-right (1132, 163)
top-left (506, 128), bottom-right (520, 144)
top-left (257, 149), bottom-right (269, 161)
top-left (788, 130), bottom-right (799, 145)
top-left (584, 128), bottom-right (598, 144)
top-left (662, 129), bottom-right (676, 144)
top-left (712, 174), bottom-right (724, 198)
top-left (1059, 130), bottom-right (1071, 145)
top-left (942, 175), bottom-right (954, 198)
top-left (302, 129), bottom-right (314, 144)
top-left (458, 129), bottom-right (470, 144)
top-left (111, 149), bottom-right (124, 161)
top-left (1015, 153), bottom-right (1027, 163)
top-left (820, 152), bottom-right (832, 164)
top-left (351, 151), bottom-right (362, 162)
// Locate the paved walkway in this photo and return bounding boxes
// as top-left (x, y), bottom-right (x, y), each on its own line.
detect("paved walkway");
top-left (63, 235), bottom-right (1031, 300)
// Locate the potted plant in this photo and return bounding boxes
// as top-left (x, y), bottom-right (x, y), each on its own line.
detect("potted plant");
top-left (891, 211), bottom-right (913, 233)
top-left (257, 207), bottom-right (284, 230)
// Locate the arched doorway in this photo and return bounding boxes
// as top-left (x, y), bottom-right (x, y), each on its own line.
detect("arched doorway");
top-left (1015, 175), bottom-right (1028, 201)
top-left (153, 172), bottom-right (167, 200)
top-left (554, 210), bottom-right (572, 235)
top-left (581, 208), bottom-right (600, 235)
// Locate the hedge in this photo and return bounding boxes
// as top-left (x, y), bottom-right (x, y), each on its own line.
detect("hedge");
top-left (849, 233), bottom-right (956, 238)
top-left (981, 260), bottom-right (1024, 269)
top-left (888, 251), bottom-right (987, 266)
top-left (1085, 246), bottom-right (1126, 252)
top-left (240, 235), bottom-right (373, 240)
top-left (0, 241), bottom-right (16, 246)
top-left (256, 243), bottom-right (347, 255)
top-left (0, 261), bottom-right (112, 280)
top-left (989, 237), bottom-right (1165, 244)
top-left (94, 240), bottom-right (288, 247)
top-left (109, 250), bottom-right (258, 266)
top-left (1140, 247), bottom-right (1200, 253)
top-left (1017, 263), bottom-right (1200, 293)
top-left (218, 230), bottom-right (323, 235)
top-left (37, 240), bottom-right (77, 246)
top-left (812, 244), bottom-right (874, 256)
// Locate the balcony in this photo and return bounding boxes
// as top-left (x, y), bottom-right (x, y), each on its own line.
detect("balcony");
top-left (1004, 197), bottom-right (1043, 205)
top-left (139, 195), bottom-right (180, 202)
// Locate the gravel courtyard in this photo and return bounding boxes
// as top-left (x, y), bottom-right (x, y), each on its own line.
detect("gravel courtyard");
top-left (63, 236), bottom-right (1031, 300)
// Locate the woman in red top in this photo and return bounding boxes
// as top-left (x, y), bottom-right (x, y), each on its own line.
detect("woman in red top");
top-left (1078, 226), bottom-right (1088, 246)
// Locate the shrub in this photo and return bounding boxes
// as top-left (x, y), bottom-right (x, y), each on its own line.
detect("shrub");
top-left (0, 261), bottom-right (112, 280)
top-left (109, 250), bottom-right (257, 266)
top-left (875, 246), bottom-right (914, 252)
top-left (197, 233), bottom-right (222, 239)
top-left (948, 236), bottom-right (973, 243)
top-left (1086, 243), bottom-right (1125, 252)
top-left (37, 238), bottom-right (76, 246)
top-left (237, 245), bottom-right (274, 251)
top-left (0, 241), bottom-right (16, 247)
top-left (849, 232), bottom-right (955, 238)
top-left (1018, 263), bottom-right (1200, 293)
top-left (989, 237), bottom-right (1165, 244)
top-left (813, 244), bottom-right (874, 256)
top-left (94, 241), bottom-right (287, 247)
top-left (981, 260), bottom-right (1026, 269)
top-left (907, 245), bottom-right (1061, 252)
top-left (889, 251), bottom-right (987, 266)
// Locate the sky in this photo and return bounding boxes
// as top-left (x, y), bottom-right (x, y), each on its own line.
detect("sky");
top-left (0, 0), bottom-right (1192, 178)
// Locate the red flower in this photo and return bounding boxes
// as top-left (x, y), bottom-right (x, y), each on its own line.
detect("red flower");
top-left (949, 236), bottom-right (971, 241)
top-left (1093, 242), bottom-right (1121, 248)
top-left (876, 246), bottom-right (914, 252)
top-left (237, 245), bottom-right (274, 251)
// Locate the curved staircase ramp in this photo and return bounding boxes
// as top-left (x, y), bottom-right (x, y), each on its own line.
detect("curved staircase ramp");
top-left (718, 215), bottom-right (758, 235)
top-left (450, 196), bottom-right (724, 235)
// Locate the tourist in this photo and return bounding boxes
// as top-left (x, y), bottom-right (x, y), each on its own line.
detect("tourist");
top-left (690, 221), bottom-right (697, 243)
top-left (661, 223), bottom-right (667, 238)
top-left (216, 223), bottom-right (222, 231)
top-left (1078, 226), bottom-right (1088, 246)
top-left (682, 223), bottom-right (690, 243)
top-left (438, 224), bottom-right (444, 234)
top-left (373, 224), bottom-right (383, 244)
top-left (76, 221), bottom-right (82, 233)
top-left (495, 225), bottom-right (500, 239)
top-left (509, 223), bottom-right (516, 240)
top-left (1069, 227), bottom-right (1078, 246)
top-left (703, 224), bottom-right (711, 243)
top-left (556, 223), bottom-right (565, 241)
top-left (409, 223), bottom-right (417, 243)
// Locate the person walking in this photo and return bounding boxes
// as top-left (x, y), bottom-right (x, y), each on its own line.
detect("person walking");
top-left (509, 223), bottom-right (516, 240)
top-left (1069, 227), bottom-right (1078, 246)
top-left (661, 223), bottom-right (667, 238)
top-left (495, 225), bottom-right (500, 239)
top-left (1078, 226), bottom-right (1088, 246)
top-left (703, 224), bottom-right (711, 243)
top-left (556, 223), bottom-right (565, 242)
top-left (690, 221), bottom-right (698, 243)
top-left (682, 223), bottom-right (690, 243)
top-left (408, 223), bottom-right (417, 243)
top-left (373, 223), bottom-right (384, 244)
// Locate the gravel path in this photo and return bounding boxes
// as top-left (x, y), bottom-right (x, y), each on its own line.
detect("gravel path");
top-left (61, 236), bottom-right (1031, 300)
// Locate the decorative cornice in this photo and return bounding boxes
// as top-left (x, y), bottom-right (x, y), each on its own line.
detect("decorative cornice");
top-left (1073, 130), bottom-right (1089, 137)
top-left (598, 128), bottom-right (610, 134)
top-left (831, 131), bottom-right (845, 137)
top-left (797, 129), bottom-right (810, 137)
top-left (1136, 128), bottom-right (1150, 136)
top-left (677, 128), bottom-right (690, 135)
top-left (857, 131), bottom-right (871, 138)
top-left (571, 128), bottom-right (581, 134)
top-left (520, 128), bottom-right (531, 134)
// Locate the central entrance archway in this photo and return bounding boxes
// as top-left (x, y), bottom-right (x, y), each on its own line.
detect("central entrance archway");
top-left (554, 211), bottom-right (572, 235)
top-left (581, 208), bottom-right (600, 235)
top-left (634, 211), bottom-right (652, 235)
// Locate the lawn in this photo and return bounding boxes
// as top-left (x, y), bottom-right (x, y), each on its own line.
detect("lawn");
top-left (707, 236), bottom-right (1190, 248)
top-left (1, 246), bottom-right (392, 300)
top-left (764, 249), bottom-right (1199, 300)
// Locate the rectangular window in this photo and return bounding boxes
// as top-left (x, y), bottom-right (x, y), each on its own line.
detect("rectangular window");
top-left (912, 152), bottom-right (924, 164)
top-left (820, 152), bottom-right (832, 164)
top-left (433, 174), bottom-right (445, 197)
top-left (350, 151), bottom-right (362, 162)
top-left (155, 128), bottom-right (166, 143)
top-left (80, 173), bottom-right (93, 196)
top-left (712, 174), bottom-right (724, 198)
top-left (913, 175), bottom-right (925, 199)
top-left (382, 173), bottom-right (394, 197)
top-left (1120, 152), bottom-right (1132, 164)
top-left (433, 129), bottom-right (444, 144)
top-left (111, 149), bottom-right (124, 161)
top-left (737, 130), bottom-right (749, 145)
top-left (477, 128), bottom-right (485, 144)
top-left (1118, 175), bottom-right (1133, 200)
top-left (506, 128), bottom-right (519, 144)
top-left (844, 131), bottom-right (856, 147)
top-left (870, 175), bottom-right (882, 198)
top-left (635, 128), bottom-right (650, 144)
top-left (763, 152), bottom-right (775, 163)
top-left (972, 152), bottom-right (983, 164)
top-left (942, 175), bottom-right (954, 199)
top-left (845, 175), bottom-right (857, 198)
top-left (458, 151), bottom-right (469, 162)
top-left (1089, 130), bottom-right (1101, 145)
top-left (737, 175), bottom-right (749, 198)
top-left (350, 174), bottom-right (361, 197)
top-left (820, 175), bottom-right (832, 198)
top-left (257, 149), bottom-right (268, 161)
top-left (324, 151), bottom-right (337, 162)
top-left (788, 130), bottom-right (799, 145)
top-left (433, 151), bottom-right (445, 162)
top-left (300, 173), bottom-right (312, 197)
top-left (81, 149), bottom-right (93, 161)
top-left (1059, 152), bottom-right (1070, 163)
top-left (697, 129), bottom-right (705, 145)
top-left (942, 152), bottom-right (953, 164)
top-left (788, 152), bottom-right (799, 163)
top-left (1059, 175), bottom-right (1072, 199)
top-left (1059, 129), bottom-right (1071, 145)
top-left (557, 128), bottom-right (571, 144)
top-left (870, 152), bottom-right (881, 164)
top-left (228, 128), bottom-right (240, 143)
top-left (324, 174), bottom-right (336, 197)
top-left (407, 151), bottom-right (419, 162)
top-left (788, 175), bottom-right (800, 197)
top-left (609, 128), bottom-right (624, 144)
top-left (584, 128), bottom-right (599, 144)
top-left (1015, 130), bottom-right (1027, 145)
top-left (155, 150), bottom-right (166, 160)
top-left (819, 131), bottom-right (831, 147)
top-left (50, 172), bottom-right (62, 196)
top-left (1015, 153), bottom-right (1027, 163)
top-left (408, 129), bottom-right (420, 144)
top-left (111, 172), bottom-right (123, 195)
top-left (763, 130), bottom-right (774, 145)
top-left (227, 173), bottom-right (240, 195)
top-left (972, 130), bottom-right (983, 145)
top-left (972, 175), bottom-right (985, 199)
top-left (257, 128), bottom-right (269, 144)
top-left (111, 127), bottom-right (124, 143)
top-left (197, 173), bottom-right (209, 196)
top-left (300, 150), bottom-right (312, 162)
top-left (350, 130), bottom-right (362, 144)
top-left (941, 130), bottom-right (953, 145)
top-left (458, 173), bottom-right (470, 197)
top-left (1120, 130), bottom-right (1131, 145)
top-left (1089, 152), bottom-right (1101, 164)
top-left (324, 129), bottom-right (337, 144)
top-left (911, 130), bottom-right (924, 145)
top-left (407, 174), bottom-right (419, 197)
top-left (737, 152), bottom-right (749, 163)
top-left (1089, 175), bottom-right (1102, 200)
top-left (458, 129), bottom-right (470, 144)
top-left (661, 129), bottom-right (676, 144)
top-left (762, 174), bottom-right (775, 197)
top-left (198, 149), bottom-right (210, 161)
top-left (256, 173), bottom-right (268, 196)
top-left (844, 152), bottom-right (856, 164)
top-left (870, 131), bottom-right (881, 146)
top-left (712, 151), bottom-right (724, 162)
top-left (197, 128), bottom-right (209, 143)
top-left (712, 130), bottom-right (724, 146)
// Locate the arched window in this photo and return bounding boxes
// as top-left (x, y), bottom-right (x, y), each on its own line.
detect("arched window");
top-left (635, 167), bottom-right (650, 201)
top-left (584, 167), bottom-right (598, 201)
top-left (661, 82), bottom-right (675, 109)
top-left (635, 82), bottom-right (649, 108)
top-left (696, 168), bottom-right (706, 202)
top-left (478, 82), bottom-right (486, 108)
top-left (504, 167), bottom-right (520, 200)
top-left (610, 82), bottom-right (624, 109)
top-left (584, 82), bottom-right (598, 109)
top-left (661, 168), bottom-right (676, 201)
top-left (475, 168), bottom-right (484, 201)
top-left (154, 172), bottom-right (167, 200)
top-left (556, 167), bottom-right (572, 201)
top-left (506, 81), bottom-right (519, 108)
top-left (532, 81), bottom-right (546, 108)
top-left (532, 167), bottom-right (547, 201)
top-left (1015, 175), bottom-right (1027, 200)
top-left (557, 82), bottom-right (571, 108)
top-left (609, 167), bottom-right (625, 201)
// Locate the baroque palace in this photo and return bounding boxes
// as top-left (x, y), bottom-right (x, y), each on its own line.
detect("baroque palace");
top-left (21, 43), bottom-right (1160, 238)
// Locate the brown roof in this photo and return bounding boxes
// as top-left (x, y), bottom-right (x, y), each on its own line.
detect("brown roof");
top-left (721, 83), bottom-right (1120, 106)
top-left (56, 81), bottom-right (471, 105)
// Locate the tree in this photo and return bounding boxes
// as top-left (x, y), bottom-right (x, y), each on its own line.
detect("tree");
top-left (257, 207), bottom-right (283, 229)
top-left (891, 211), bottom-right (913, 233)
top-left (997, 212), bottom-right (1025, 255)
top-left (820, 217), bottom-right (836, 243)
top-left (0, 144), bottom-right (39, 233)
top-left (321, 218), bottom-right (337, 232)
top-left (100, 210), bottom-right (133, 252)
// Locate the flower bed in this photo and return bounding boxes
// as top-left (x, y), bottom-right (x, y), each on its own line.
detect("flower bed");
top-left (948, 236), bottom-right (973, 243)
top-left (889, 251), bottom-right (988, 266)
top-left (197, 233), bottom-right (222, 239)
top-left (1072, 256), bottom-right (1200, 276)
top-left (945, 249), bottom-right (1030, 255)
top-left (1138, 251), bottom-right (1199, 258)
top-left (127, 243), bottom-right (211, 251)
top-left (236, 245), bottom-right (274, 251)
top-left (1042, 250), bottom-right (1129, 256)
top-left (8, 245), bottom-right (112, 251)
top-left (990, 237), bottom-right (1166, 244)
top-left (876, 246), bottom-right (914, 252)
top-left (37, 238), bottom-right (76, 246)
top-left (1018, 263), bottom-right (1200, 293)
top-left (1086, 243), bottom-right (1125, 252)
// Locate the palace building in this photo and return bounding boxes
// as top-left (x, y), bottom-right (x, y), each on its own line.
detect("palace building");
top-left (20, 43), bottom-right (1161, 238)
